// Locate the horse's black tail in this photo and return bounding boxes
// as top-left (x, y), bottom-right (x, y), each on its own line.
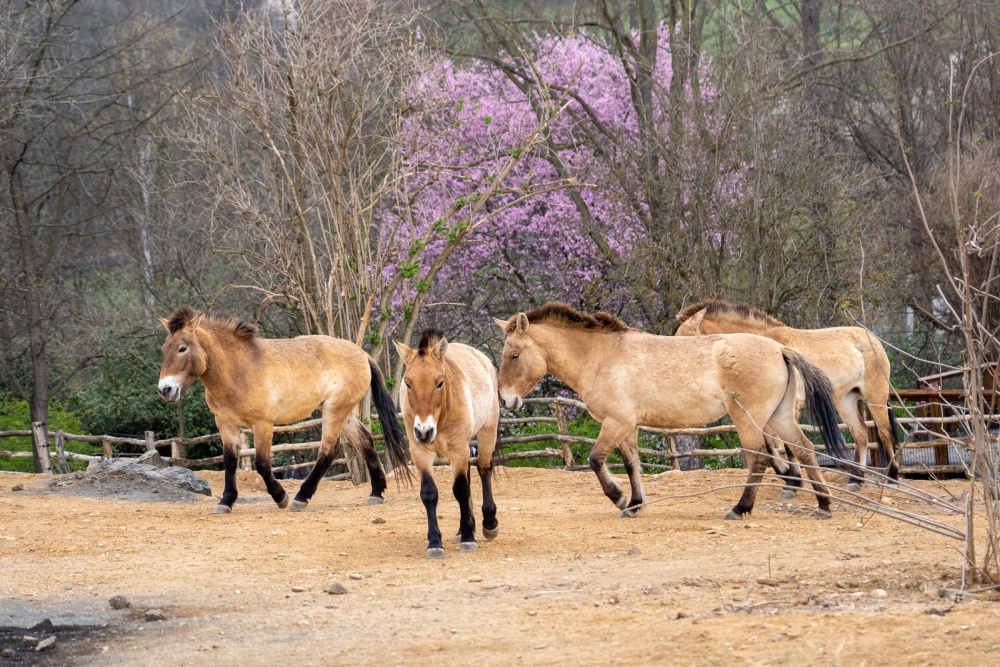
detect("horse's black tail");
top-left (781, 350), bottom-right (852, 464)
top-left (369, 358), bottom-right (412, 485)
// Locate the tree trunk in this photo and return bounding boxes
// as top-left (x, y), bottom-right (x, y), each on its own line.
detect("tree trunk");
top-left (673, 434), bottom-right (702, 471)
top-left (10, 158), bottom-right (51, 473)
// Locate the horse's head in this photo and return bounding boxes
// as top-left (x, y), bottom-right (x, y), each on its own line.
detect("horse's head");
top-left (156, 306), bottom-right (209, 402)
top-left (674, 307), bottom-right (708, 336)
top-left (493, 313), bottom-right (546, 411)
top-left (394, 329), bottom-right (450, 445)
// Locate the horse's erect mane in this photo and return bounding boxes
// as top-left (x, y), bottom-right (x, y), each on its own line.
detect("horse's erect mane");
top-left (514, 302), bottom-right (632, 334)
top-left (417, 327), bottom-right (446, 355)
top-left (166, 305), bottom-right (258, 339)
top-left (675, 299), bottom-right (785, 328)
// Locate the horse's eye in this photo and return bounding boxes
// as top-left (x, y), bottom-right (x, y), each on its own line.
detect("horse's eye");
top-left (511, 353), bottom-right (520, 360)
top-left (436, 380), bottom-right (444, 389)
top-left (178, 346), bottom-right (188, 354)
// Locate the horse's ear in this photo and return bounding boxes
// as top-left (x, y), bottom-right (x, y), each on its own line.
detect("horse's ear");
top-left (689, 308), bottom-right (707, 330)
top-left (515, 313), bottom-right (529, 335)
top-left (492, 317), bottom-right (509, 331)
top-left (190, 312), bottom-right (205, 331)
top-left (393, 340), bottom-right (416, 365)
top-left (157, 316), bottom-right (171, 332)
top-left (435, 336), bottom-right (449, 357)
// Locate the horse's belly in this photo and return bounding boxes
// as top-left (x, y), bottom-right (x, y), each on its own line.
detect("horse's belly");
top-left (639, 397), bottom-right (727, 429)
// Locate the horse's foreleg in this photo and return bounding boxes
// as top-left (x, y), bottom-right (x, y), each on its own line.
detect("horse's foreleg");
top-left (412, 447), bottom-right (444, 558)
top-left (343, 415), bottom-right (388, 504)
top-left (868, 401), bottom-right (901, 484)
top-left (475, 419), bottom-right (499, 539)
top-left (452, 458), bottom-right (477, 551)
top-left (617, 430), bottom-right (645, 518)
top-left (775, 426), bottom-right (833, 519)
top-left (251, 423), bottom-right (289, 510)
top-left (588, 419), bottom-right (633, 511)
top-left (214, 422), bottom-right (243, 514)
top-left (727, 408), bottom-right (770, 520)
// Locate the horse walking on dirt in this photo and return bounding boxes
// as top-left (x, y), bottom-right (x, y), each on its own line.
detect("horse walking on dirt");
top-left (495, 302), bottom-right (852, 520)
top-left (675, 300), bottom-right (901, 492)
top-left (395, 329), bottom-right (500, 558)
top-left (157, 306), bottom-right (411, 514)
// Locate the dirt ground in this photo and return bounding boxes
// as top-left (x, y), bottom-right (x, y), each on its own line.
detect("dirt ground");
top-left (1, 466), bottom-right (998, 666)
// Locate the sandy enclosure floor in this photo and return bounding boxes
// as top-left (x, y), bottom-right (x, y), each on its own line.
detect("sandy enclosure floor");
top-left (1, 467), bottom-right (998, 666)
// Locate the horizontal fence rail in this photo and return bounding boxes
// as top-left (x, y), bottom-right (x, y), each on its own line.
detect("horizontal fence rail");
top-left (1, 395), bottom-right (993, 476)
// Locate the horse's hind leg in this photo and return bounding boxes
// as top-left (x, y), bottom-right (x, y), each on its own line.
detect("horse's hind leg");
top-left (342, 414), bottom-right (388, 504)
top-left (868, 401), bottom-right (901, 484)
top-left (291, 402), bottom-right (350, 510)
top-left (618, 430), bottom-right (645, 518)
top-left (250, 422), bottom-right (290, 510)
top-left (770, 420), bottom-right (833, 519)
top-left (837, 394), bottom-right (871, 492)
top-left (765, 436), bottom-right (803, 500)
top-left (213, 421), bottom-right (245, 514)
top-left (474, 419), bottom-right (499, 540)
top-left (588, 419), bottom-right (633, 511)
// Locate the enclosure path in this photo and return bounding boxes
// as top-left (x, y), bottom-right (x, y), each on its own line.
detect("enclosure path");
top-left (0, 468), bottom-right (996, 666)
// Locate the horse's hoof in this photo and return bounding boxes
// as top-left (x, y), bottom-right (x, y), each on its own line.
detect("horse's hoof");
top-left (812, 509), bottom-right (832, 520)
top-left (619, 509), bottom-right (639, 519)
top-left (460, 541), bottom-right (478, 552)
top-left (427, 548), bottom-right (445, 559)
top-left (290, 499), bottom-right (308, 511)
top-left (277, 494), bottom-right (289, 509)
top-left (483, 527), bottom-right (499, 540)
top-left (778, 489), bottom-right (797, 500)
top-left (724, 510), bottom-right (743, 521)
top-left (454, 533), bottom-right (462, 545)
top-left (212, 504), bottom-right (232, 515)
top-left (367, 496), bottom-right (384, 505)
top-left (614, 495), bottom-right (628, 510)
top-left (845, 482), bottom-right (862, 493)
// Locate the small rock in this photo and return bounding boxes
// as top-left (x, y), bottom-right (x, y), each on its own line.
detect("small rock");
top-left (66, 584), bottom-right (73, 590)
top-left (675, 612), bottom-right (689, 620)
top-left (11, 483), bottom-right (24, 492)
top-left (2, 648), bottom-right (15, 658)
top-left (22, 636), bottom-right (39, 645)
top-left (75, 471), bottom-right (84, 479)
top-left (348, 573), bottom-right (363, 580)
top-left (35, 636), bottom-right (56, 652)
top-left (327, 583), bottom-right (348, 595)
top-left (372, 517), bottom-right (386, 524)
top-left (291, 586), bottom-right (307, 593)
top-left (144, 609), bottom-right (167, 622)
top-left (109, 594), bottom-right (131, 609)
top-left (627, 547), bottom-right (641, 556)
top-left (771, 635), bottom-right (782, 643)
top-left (871, 589), bottom-right (888, 599)
top-left (534, 645), bottom-right (547, 650)
top-left (468, 575), bottom-right (483, 583)
top-left (30, 619), bottom-right (54, 632)
top-left (757, 578), bottom-right (781, 587)
top-left (527, 610), bottom-right (537, 616)
top-left (608, 594), bottom-right (620, 605)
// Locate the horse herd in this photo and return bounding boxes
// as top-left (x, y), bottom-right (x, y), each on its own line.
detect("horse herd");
top-left (157, 300), bottom-right (899, 558)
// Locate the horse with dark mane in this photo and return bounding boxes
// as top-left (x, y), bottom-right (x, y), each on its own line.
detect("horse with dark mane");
top-left (395, 328), bottom-right (500, 558)
top-left (495, 302), bottom-right (851, 520)
top-left (157, 306), bottom-right (411, 514)
top-left (676, 299), bottom-right (900, 492)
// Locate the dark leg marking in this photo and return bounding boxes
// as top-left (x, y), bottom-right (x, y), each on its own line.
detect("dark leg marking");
top-left (478, 465), bottom-right (498, 539)
top-left (589, 450), bottom-right (625, 509)
top-left (357, 428), bottom-right (387, 502)
top-left (255, 452), bottom-right (288, 508)
top-left (453, 468), bottom-right (476, 550)
top-left (217, 448), bottom-right (239, 511)
top-left (293, 450), bottom-right (337, 506)
top-left (420, 471), bottom-right (443, 557)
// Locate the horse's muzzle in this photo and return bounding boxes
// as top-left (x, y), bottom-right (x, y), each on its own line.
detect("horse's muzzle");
top-left (500, 395), bottom-right (523, 411)
top-left (158, 378), bottom-right (181, 402)
top-left (413, 424), bottom-right (436, 444)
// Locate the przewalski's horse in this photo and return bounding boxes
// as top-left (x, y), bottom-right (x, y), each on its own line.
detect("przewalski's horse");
top-left (495, 302), bottom-right (851, 521)
top-left (675, 299), bottom-right (901, 492)
top-left (157, 306), bottom-right (411, 514)
top-left (394, 329), bottom-right (500, 558)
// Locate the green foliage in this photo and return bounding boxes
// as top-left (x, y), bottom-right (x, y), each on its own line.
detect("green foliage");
top-left (0, 393), bottom-right (96, 472)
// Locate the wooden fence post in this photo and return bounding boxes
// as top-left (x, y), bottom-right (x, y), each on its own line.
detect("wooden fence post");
top-left (31, 422), bottom-right (53, 474)
top-left (170, 438), bottom-right (186, 463)
top-left (240, 431), bottom-right (252, 471)
top-left (553, 402), bottom-right (574, 466)
top-left (102, 437), bottom-right (112, 460)
top-left (667, 435), bottom-right (680, 471)
top-left (144, 431), bottom-right (155, 452)
top-left (54, 429), bottom-right (70, 474)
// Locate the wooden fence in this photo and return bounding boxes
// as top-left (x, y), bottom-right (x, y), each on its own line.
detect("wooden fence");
top-left (0, 394), bottom-right (990, 477)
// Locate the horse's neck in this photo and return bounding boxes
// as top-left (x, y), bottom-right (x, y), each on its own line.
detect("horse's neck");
top-left (535, 327), bottom-right (603, 394)
top-left (713, 319), bottom-right (787, 341)
top-left (197, 329), bottom-right (242, 396)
